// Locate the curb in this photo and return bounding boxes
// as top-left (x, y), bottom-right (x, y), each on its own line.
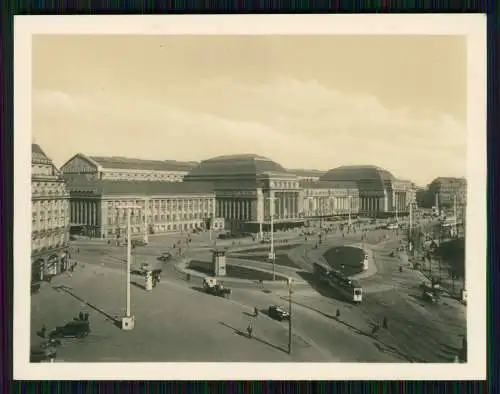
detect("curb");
top-left (173, 258), bottom-right (303, 287)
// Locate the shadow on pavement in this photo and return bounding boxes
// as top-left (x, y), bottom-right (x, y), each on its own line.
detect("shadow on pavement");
top-left (131, 281), bottom-right (146, 290)
top-left (218, 321), bottom-right (288, 354)
top-left (52, 285), bottom-right (122, 329)
top-left (190, 286), bottom-right (207, 294)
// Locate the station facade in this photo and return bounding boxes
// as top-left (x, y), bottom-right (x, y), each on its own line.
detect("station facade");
top-left (66, 179), bottom-right (224, 239)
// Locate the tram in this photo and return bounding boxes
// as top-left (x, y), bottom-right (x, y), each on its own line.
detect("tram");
top-left (312, 262), bottom-right (363, 303)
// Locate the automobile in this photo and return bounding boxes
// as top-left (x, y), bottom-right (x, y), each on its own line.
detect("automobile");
top-left (268, 305), bottom-right (290, 321)
top-left (131, 262), bottom-right (152, 276)
top-left (132, 239), bottom-right (148, 247)
top-left (157, 252), bottom-right (172, 261)
top-left (422, 291), bottom-right (438, 304)
top-left (49, 320), bottom-right (91, 339)
top-left (30, 347), bottom-right (57, 363)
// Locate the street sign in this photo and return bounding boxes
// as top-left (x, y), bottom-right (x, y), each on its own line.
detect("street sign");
top-left (268, 252), bottom-right (275, 261)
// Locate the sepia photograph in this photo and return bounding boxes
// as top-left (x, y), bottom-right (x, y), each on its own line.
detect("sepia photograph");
top-left (14, 15), bottom-right (486, 380)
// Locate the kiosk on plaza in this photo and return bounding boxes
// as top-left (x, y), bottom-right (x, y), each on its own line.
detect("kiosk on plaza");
top-left (212, 248), bottom-right (228, 276)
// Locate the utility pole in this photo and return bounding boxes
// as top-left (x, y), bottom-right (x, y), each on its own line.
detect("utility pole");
top-left (121, 204), bottom-right (140, 331)
top-left (209, 213), bottom-right (213, 242)
top-left (348, 194), bottom-right (352, 228)
top-left (453, 194), bottom-right (457, 238)
top-left (143, 198), bottom-right (149, 244)
top-left (287, 277), bottom-right (293, 354)
top-left (395, 195), bottom-right (399, 223)
top-left (265, 195), bottom-right (277, 281)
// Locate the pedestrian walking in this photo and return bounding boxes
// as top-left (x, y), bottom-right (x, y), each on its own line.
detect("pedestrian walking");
top-left (247, 323), bottom-right (253, 339)
top-left (79, 311), bottom-right (84, 320)
top-left (371, 324), bottom-right (380, 335)
top-left (336, 309), bottom-right (340, 318)
top-left (382, 316), bottom-right (388, 329)
top-left (254, 307), bottom-right (259, 317)
top-left (84, 312), bottom-right (90, 321)
top-left (41, 325), bottom-right (47, 339)
top-left (186, 273), bottom-right (191, 281)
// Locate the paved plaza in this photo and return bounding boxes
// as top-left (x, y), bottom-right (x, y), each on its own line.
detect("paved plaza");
top-left (31, 219), bottom-right (466, 363)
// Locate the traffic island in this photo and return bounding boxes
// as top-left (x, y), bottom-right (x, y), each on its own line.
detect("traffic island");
top-left (323, 246), bottom-right (365, 276)
top-left (230, 253), bottom-right (302, 269)
top-left (188, 260), bottom-right (288, 282)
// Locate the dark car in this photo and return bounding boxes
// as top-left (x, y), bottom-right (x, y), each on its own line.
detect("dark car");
top-left (158, 252), bottom-right (172, 261)
top-left (132, 239), bottom-right (148, 247)
top-left (49, 320), bottom-right (90, 339)
top-left (268, 305), bottom-right (290, 321)
top-left (30, 347), bottom-right (57, 363)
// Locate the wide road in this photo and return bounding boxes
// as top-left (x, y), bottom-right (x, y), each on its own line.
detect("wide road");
top-left (49, 217), bottom-right (462, 362)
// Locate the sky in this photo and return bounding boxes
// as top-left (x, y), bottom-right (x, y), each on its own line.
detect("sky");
top-left (31, 34), bottom-right (467, 186)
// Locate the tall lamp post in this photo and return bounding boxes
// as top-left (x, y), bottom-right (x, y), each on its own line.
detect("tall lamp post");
top-left (143, 198), bottom-right (149, 244)
top-left (348, 194), bottom-right (352, 228)
top-left (287, 277), bottom-right (293, 354)
top-left (265, 195), bottom-right (277, 281)
top-left (121, 204), bottom-right (141, 331)
top-left (395, 193), bottom-right (399, 223)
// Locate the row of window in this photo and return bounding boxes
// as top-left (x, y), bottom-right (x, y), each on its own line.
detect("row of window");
top-left (101, 171), bottom-right (186, 181)
top-left (32, 200), bottom-right (70, 211)
top-left (107, 199), bottom-right (213, 208)
top-left (106, 221), bottom-right (222, 235)
top-left (107, 212), bottom-right (210, 225)
top-left (31, 233), bottom-right (67, 251)
top-left (32, 220), bottom-right (69, 231)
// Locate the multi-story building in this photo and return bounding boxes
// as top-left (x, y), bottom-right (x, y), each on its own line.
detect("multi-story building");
top-left (428, 177), bottom-right (467, 211)
top-left (320, 165), bottom-right (415, 217)
top-left (184, 156), bottom-right (417, 230)
top-left (184, 154), bottom-right (304, 233)
top-left (300, 181), bottom-right (360, 217)
top-left (31, 144), bottom-right (70, 282)
top-left (288, 169), bottom-right (325, 183)
top-left (66, 178), bottom-right (224, 238)
top-left (60, 154), bottom-right (198, 183)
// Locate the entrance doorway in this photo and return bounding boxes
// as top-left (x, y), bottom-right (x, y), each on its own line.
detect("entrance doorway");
top-left (32, 259), bottom-right (44, 282)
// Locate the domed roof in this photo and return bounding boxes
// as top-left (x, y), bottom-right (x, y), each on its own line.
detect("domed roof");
top-left (321, 165), bottom-right (395, 191)
top-left (186, 154), bottom-right (287, 179)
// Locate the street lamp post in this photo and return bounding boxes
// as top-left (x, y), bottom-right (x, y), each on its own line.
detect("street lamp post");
top-left (348, 194), bottom-right (352, 228)
top-left (265, 195), bottom-right (277, 281)
top-left (208, 213), bottom-right (213, 241)
top-left (121, 204), bottom-right (141, 331)
top-left (287, 277), bottom-right (293, 354)
top-left (395, 195), bottom-right (399, 223)
top-left (143, 198), bottom-right (149, 244)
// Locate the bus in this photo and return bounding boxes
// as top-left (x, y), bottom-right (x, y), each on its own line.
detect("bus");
top-left (312, 262), bottom-right (363, 303)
